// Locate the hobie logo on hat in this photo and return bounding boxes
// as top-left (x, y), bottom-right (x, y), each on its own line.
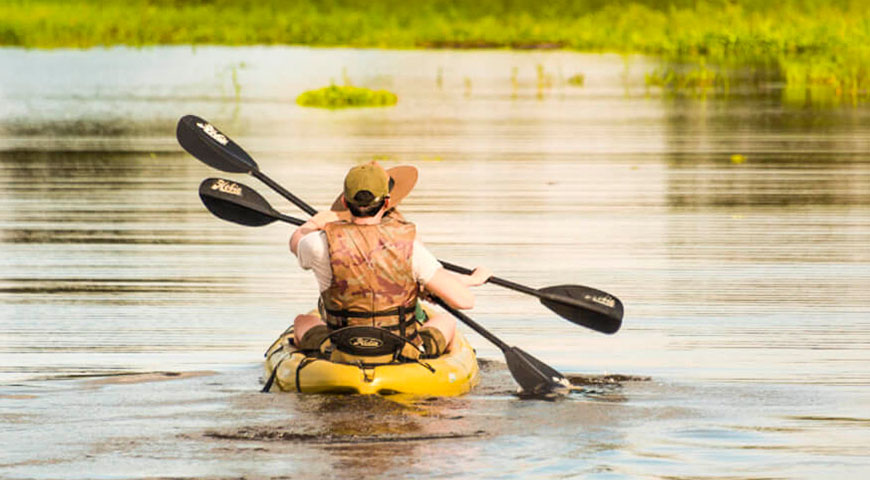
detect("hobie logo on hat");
top-left (196, 121), bottom-right (229, 146)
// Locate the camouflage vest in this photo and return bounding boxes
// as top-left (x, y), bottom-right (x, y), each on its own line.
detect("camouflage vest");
top-left (321, 216), bottom-right (419, 342)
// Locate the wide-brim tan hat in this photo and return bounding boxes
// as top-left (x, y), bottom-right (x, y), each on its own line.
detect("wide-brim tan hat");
top-left (330, 165), bottom-right (418, 212)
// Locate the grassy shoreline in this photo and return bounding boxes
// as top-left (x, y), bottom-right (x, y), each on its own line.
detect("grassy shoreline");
top-left (3, 1), bottom-right (868, 102)
top-left (2, 1), bottom-right (865, 55)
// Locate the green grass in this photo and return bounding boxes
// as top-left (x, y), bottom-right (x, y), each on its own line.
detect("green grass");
top-left (296, 85), bottom-right (398, 109)
top-left (2, 1), bottom-right (865, 55)
top-left (2, 1), bottom-right (868, 103)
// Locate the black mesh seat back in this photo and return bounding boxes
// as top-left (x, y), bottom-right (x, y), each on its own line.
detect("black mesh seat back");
top-left (327, 326), bottom-right (410, 357)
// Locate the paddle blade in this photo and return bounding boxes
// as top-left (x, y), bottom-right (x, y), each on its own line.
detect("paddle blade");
top-left (505, 346), bottom-right (572, 396)
top-left (539, 285), bottom-right (623, 334)
top-left (177, 115), bottom-right (258, 173)
top-left (199, 178), bottom-right (280, 227)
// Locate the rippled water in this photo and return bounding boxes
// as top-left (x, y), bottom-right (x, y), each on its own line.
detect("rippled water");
top-left (1, 47), bottom-right (868, 479)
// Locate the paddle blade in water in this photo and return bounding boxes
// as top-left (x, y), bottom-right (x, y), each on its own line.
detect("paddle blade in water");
top-left (177, 115), bottom-right (258, 173)
top-left (504, 346), bottom-right (572, 396)
top-left (199, 178), bottom-right (278, 227)
top-left (539, 285), bottom-right (623, 334)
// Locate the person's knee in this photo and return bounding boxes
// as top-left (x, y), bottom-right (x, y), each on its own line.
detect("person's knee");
top-left (293, 314), bottom-right (326, 348)
top-left (418, 326), bottom-right (448, 357)
top-left (297, 324), bottom-right (329, 351)
top-left (425, 314), bottom-right (456, 341)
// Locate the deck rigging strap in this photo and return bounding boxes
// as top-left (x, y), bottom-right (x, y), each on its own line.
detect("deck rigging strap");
top-left (324, 302), bottom-right (417, 331)
top-left (295, 357), bottom-right (318, 393)
top-left (262, 357), bottom-right (286, 393)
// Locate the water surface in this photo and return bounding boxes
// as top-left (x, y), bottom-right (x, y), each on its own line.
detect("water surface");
top-left (1, 47), bottom-right (868, 479)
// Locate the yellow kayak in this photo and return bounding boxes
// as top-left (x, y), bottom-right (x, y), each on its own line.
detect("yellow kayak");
top-left (263, 325), bottom-right (479, 396)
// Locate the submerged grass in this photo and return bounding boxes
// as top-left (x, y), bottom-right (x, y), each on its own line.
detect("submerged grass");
top-left (296, 85), bottom-right (398, 109)
top-left (2, 1), bottom-right (868, 104)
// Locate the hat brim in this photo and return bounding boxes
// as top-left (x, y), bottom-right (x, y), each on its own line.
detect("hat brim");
top-left (330, 165), bottom-right (418, 213)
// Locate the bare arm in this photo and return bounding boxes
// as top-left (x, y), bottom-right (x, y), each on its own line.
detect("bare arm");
top-left (423, 266), bottom-right (491, 310)
top-left (290, 211), bottom-right (339, 255)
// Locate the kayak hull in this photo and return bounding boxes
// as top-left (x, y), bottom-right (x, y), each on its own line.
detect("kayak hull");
top-left (263, 327), bottom-right (479, 396)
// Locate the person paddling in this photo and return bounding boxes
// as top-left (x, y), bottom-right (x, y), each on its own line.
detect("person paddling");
top-left (289, 161), bottom-right (491, 358)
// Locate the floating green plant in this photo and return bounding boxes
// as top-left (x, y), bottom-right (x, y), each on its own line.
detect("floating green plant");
top-left (567, 74), bottom-right (585, 87)
top-left (296, 85), bottom-right (397, 109)
top-left (730, 154), bottom-right (747, 164)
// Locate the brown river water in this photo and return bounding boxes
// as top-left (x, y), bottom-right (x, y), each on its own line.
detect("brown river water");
top-left (0, 47), bottom-right (868, 479)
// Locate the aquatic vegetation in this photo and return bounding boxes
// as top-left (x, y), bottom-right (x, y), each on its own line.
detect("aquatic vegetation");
top-left (296, 85), bottom-right (397, 109)
top-left (535, 64), bottom-right (555, 99)
top-left (219, 62), bottom-right (246, 101)
top-left (780, 49), bottom-right (870, 106)
top-left (645, 62), bottom-right (724, 91)
top-left (567, 74), bottom-right (585, 87)
top-left (536, 64), bottom-right (554, 88)
top-left (645, 53), bottom-right (869, 106)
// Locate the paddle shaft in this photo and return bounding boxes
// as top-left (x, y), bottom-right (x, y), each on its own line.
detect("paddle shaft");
top-left (439, 260), bottom-right (614, 316)
top-left (431, 297), bottom-right (510, 352)
top-left (438, 260), bottom-right (538, 295)
top-left (275, 212), bottom-right (306, 226)
top-left (433, 295), bottom-right (571, 394)
top-left (252, 170), bottom-right (318, 216)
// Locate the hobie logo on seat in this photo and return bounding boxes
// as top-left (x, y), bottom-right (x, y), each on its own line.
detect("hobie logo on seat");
top-left (195, 121), bottom-right (229, 146)
top-left (210, 179), bottom-right (242, 196)
top-left (349, 337), bottom-right (384, 349)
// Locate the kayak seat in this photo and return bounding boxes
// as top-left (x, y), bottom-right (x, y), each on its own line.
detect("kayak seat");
top-left (323, 326), bottom-right (418, 364)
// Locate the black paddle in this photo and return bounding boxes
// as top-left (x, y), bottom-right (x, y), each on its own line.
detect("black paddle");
top-left (177, 114), bottom-right (316, 216)
top-left (199, 177), bottom-right (304, 227)
top-left (199, 177), bottom-right (573, 395)
top-left (200, 177), bottom-right (620, 333)
top-left (178, 114), bottom-right (623, 334)
top-left (438, 261), bottom-right (622, 334)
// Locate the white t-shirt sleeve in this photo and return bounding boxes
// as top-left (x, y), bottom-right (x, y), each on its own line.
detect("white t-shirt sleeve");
top-left (296, 231), bottom-right (333, 292)
top-left (412, 240), bottom-right (441, 285)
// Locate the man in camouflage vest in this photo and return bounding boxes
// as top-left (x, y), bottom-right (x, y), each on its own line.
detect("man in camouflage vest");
top-left (290, 162), bottom-right (491, 357)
